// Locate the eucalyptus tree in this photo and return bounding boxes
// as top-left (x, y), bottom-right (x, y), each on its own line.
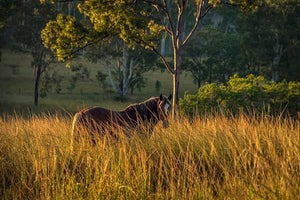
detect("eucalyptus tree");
top-left (85, 38), bottom-right (157, 96)
top-left (11, 0), bottom-right (58, 106)
top-left (42, 0), bottom-right (256, 116)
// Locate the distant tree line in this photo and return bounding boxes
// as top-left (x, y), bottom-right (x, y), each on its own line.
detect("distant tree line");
top-left (182, 2), bottom-right (300, 87)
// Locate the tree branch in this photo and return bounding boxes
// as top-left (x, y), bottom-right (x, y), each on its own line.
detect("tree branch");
top-left (182, 2), bottom-right (213, 47)
top-left (135, 39), bottom-right (174, 74)
top-left (143, 0), bottom-right (175, 36)
top-left (221, 0), bottom-right (239, 7)
top-left (154, 4), bottom-right (172, 36)
top-left (41, 54), bottom-right (56, 74)
top-left (62, 36), bottom-right (106, 61)
top-left (162, 0), bottom-right (175, 35)
top-left (176, 0), bottom-right (184, 43)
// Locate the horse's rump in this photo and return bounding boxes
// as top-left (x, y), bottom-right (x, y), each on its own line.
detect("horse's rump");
top-left (72, 106), bottom-right (136, 140)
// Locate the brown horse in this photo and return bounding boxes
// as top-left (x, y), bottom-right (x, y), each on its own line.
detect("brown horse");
top-left (72, 94), bottom-right (172, 141)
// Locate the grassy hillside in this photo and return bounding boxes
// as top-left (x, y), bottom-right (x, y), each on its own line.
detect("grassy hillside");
top-left (0, 113), bottom-right (299, 199)
top-left (0, 50), bottom-right (197, 115)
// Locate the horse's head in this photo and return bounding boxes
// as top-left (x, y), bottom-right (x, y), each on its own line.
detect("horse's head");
top-left (157, 94), bottom-right (172, 128)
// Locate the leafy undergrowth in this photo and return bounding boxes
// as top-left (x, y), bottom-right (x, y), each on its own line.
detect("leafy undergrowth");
top-left (0, 113), bottom-right (299, 199)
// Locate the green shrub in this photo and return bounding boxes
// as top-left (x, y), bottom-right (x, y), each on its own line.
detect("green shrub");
top-left (180, 74), bottom-right (300, 116)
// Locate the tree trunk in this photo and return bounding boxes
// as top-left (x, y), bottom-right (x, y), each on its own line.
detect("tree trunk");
top-left (122, 43), bottom-right (129, 96)
top-left (271, 44), bottom-right (283, 82)
top-left (172, 48), bottom-right (181, 117)
top-left (172, 70), bottom-right (180, 117)
top-left (34, 66), bottom-right (41, 106)
top-left (197, 73), bottom-right (201, 88)
top-left (107, 66), bottom-right (119, 93)
top-left (68, 2), bottom-right (72, 16)
top-left (105, 45), bottom-right (134, 97)
top-left (271, 64), bottom-right (278, 82)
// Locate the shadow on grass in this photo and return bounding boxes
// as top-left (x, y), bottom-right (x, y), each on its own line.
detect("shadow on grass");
top-left (0, 102), bottom-right (77, 118)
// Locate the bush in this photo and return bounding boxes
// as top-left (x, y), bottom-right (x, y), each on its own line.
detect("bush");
top-left (180, 74), bottom-right (300, 116)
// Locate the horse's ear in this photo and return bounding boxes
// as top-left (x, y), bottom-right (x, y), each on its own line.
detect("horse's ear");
top-left (168, 94), bottom-right (172, 101)
top-left (159, 94), bottom-right (163, 101)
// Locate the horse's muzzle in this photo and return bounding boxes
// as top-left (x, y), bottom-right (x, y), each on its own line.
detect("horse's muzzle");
top-left (162, 120), bottom-right (169, 128)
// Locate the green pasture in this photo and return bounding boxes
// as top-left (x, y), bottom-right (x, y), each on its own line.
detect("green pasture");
top-left (0, 50), bottom-right (197, 115)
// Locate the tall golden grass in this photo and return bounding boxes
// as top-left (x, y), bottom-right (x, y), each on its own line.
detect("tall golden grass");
top-left (0, 113), bottom-right (299, 199)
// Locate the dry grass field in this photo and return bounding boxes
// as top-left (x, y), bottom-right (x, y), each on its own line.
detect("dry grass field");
top-left (0, 113), bottom-right (299, 199)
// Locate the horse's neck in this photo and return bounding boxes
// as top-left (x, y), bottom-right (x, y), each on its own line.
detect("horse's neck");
top-left (121, 104), bottom-right (158, 122)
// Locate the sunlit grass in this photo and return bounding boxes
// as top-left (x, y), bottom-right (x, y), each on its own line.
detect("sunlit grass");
top-left (0, 113), bottom-right (299, 199)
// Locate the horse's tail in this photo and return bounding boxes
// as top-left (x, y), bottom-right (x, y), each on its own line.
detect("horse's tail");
top-left (71, 111), bottom-right (97, 144)
top-left (71, 112), bottom-right (82, 138)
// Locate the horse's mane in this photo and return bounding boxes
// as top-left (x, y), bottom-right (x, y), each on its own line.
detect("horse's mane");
top-left (122, 97), bottom-right (159, 114)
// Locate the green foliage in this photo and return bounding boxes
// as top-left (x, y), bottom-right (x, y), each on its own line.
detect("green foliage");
top-left (41, 0), bottom-right (163, 62)
top-left (182, 26), bottom-right (241, 86)
top-left (65, 63), bottom-right (90, 94)
top-left (0, 0), bottom-right (20, 32)
top-left (77, 0), bottom-right (162, 49)
top-left (129, 71), bottom-right (147, 93)
top-left (180, 74), bottom-right (300, 116)
top-left (236, 0), bottom-right (300, 81)
top-left (70, 63), bottom-right (90, 81)
top-left (40, 72), bottom-right (52, 98)
top-left (40, 70), bottom-right (64, 98)
top-left (40, 0), bottom-right (256, 62)
top-left (96, 70), bottom-right (108, 90)
top-left (67, 79), bottom-right (76, 94)
top-left (41, 14), bottom-right (91, 61)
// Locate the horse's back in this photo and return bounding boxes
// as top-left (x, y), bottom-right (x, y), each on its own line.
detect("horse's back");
top-left (72, 106), bottom-right (119, 135)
